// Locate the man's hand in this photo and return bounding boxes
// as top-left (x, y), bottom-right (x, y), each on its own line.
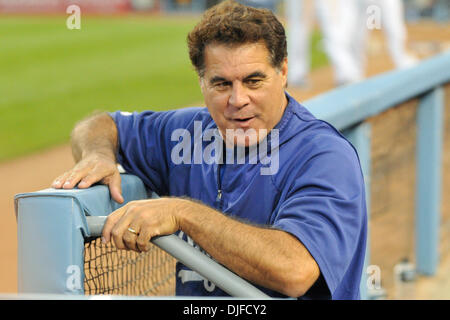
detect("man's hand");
top-left (51, 112), bottom-right (122, 202)
top-left (51, 152), bottom-right (124, 204)
top-left (101, 198), bottom-right (186, 252)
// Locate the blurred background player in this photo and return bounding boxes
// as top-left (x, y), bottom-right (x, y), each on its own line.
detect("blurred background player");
top-left (352, 0), bottom-right (418, 76)
top-left (286, 0), bottom-right (419, 88)
top-left (286, 0), bottom-right (363, 87)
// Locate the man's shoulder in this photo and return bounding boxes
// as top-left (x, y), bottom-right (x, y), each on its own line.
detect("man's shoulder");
top-left (285, 94), bottom-right (338, 137)
top-left (115, 106), bottom-right (212, 129)
top-left (160, 106), bottom-right (211, 123)
top-left (168, 106), bottom-right (210, 119)
top-left (160, 106), bottom-right (214, 134)
top-left (286, 97), bottom-right (352, 153)
top-left (278, 96), bottom-right (361, 176)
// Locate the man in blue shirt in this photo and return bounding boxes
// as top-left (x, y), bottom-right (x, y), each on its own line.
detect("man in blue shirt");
top-left (52, 0), bottom-right (367, 299)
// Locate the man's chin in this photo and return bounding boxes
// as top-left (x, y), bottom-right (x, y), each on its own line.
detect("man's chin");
top-left (224, 132), bottom-right (268, 149)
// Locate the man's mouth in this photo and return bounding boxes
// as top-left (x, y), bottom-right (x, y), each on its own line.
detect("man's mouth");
top-left (235, 117), bottom-right (254, 122)
top-left (232, 116), bottom-right (256, 127)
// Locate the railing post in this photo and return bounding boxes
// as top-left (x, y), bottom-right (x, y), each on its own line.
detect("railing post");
top-left (415, 87), bottom-right (444, 276)
top-left (15, 195), bottom-right (87, 294)
top-left (343, 122), bottom-right (372, 300)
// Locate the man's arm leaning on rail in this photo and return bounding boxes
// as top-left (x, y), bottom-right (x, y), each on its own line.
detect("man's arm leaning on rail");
top-left (51, 112), bottom-right (124, 204)
top-left (101, 197), bottom-right (320, 298)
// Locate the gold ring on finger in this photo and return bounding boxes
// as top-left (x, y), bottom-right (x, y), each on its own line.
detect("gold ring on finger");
top-left (127, 227), bottom-right (138, 235)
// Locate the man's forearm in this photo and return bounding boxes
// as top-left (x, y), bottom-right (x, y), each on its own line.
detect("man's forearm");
top-left (177, 199), bottom-right (320, 297)
top-left (71, 112), bottom-right (118, 162)
top-left (52, 112), bottom-right (124, 203)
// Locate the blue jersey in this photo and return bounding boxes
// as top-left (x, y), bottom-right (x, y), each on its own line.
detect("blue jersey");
top-left (109, 92), bottom-right (367, 299)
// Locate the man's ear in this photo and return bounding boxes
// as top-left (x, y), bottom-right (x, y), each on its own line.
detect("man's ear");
top-left (199, 77), bottom-right (206, 94)
top-left (281, 58), bottom-right (288, 88)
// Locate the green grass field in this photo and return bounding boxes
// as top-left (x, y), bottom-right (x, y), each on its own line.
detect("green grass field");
top-left (0, 15), bottom-right (327, 162)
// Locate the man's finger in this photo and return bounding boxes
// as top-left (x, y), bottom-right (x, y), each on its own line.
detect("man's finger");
top-left (78, 168), bottom-right (111, 189)
top-left (101, 205), bottom-right (128, 244)
top-left (52, 172), bottom-right (70, 188)
top-left (77, 175), bottom-right (97, 189)
top-left (62, 165), bottom-right (92, 189)
top-left (123, 224), bottom-right (141, 252)
top-left (108, 172), bottom-right (124, 204)
top-left (110, 206), bottom-right (137, 249)
top-left (136, 226), bottom-right (153, 252)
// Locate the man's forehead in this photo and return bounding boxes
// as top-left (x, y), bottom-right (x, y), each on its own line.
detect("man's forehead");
top-left (203, 42), bottom-right (273, 77)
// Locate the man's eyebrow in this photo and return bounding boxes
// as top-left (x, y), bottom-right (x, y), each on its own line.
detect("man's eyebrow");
top-left (209, 76), bottom-right (228, 85)
top-left (209, 72), bottom-right (267, 85)
top-left (244, 71), bottom-right (267, 80)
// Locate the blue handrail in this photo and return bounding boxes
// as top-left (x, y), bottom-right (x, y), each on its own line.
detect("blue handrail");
top-left (306, 52), bottom-right (450, 131)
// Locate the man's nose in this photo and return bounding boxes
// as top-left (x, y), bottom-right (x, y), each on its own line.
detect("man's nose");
top-left (228, 83), bottom-right (250, 108)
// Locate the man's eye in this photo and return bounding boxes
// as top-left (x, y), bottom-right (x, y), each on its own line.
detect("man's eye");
top-left (246, 79), bottom-right (262, 86)
top-left (215, 82), bottom-right (230, 88)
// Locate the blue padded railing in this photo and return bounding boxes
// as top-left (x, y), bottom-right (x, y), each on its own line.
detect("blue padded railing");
top-left (14, 174), bottom-right (269, 298)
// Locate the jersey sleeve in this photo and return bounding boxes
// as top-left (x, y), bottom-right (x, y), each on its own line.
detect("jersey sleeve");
top-left (272, 134), bottom-right (367, 299)
top-left (108, 110), bottom-right (173, 196)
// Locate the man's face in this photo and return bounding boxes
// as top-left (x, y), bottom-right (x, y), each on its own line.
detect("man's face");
top-left (200, 42), bottom-right (288, 147)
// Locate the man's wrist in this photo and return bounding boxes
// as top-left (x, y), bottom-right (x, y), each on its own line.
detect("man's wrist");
top-left (173, 198), bottom-right (195, 231)
top-left (80, 148), bottom-right (116, 162)
top-left (172, 197), bottom-right (213, 235)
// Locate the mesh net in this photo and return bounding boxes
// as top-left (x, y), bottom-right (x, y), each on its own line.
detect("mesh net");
top-left (367, 84), bottom-right (450, 298)
top-left (368, 99), bottom-right (418, 297)
top-left (83, 237), bottom-right (176, 296)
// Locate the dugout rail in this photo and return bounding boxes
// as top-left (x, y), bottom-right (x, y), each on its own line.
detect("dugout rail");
top-left (14, 51), bottom-right (450, 299)
top-left (14, 174), bottom-right (269, 298)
